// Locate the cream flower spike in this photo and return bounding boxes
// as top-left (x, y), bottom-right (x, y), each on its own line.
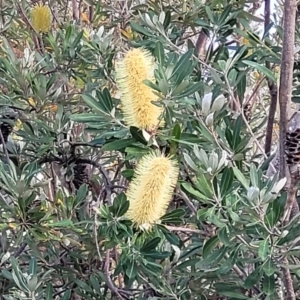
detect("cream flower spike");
top-left (116, 48), bottom-right (164, 130)
top-left (126, 152), bottom-right (179, 230)
top-left (31, 3), bottom-right (52, 33)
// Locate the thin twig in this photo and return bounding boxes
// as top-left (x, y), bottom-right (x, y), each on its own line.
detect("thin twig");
top-left (264, 0), bottom-right (279, 156)
top-left (77, 158), bottom-right (113, 202)
top-left (13, 242), bottom-right (27, 258)
top-left (94, 213), bottom-right (102, 261)
top-left (0, 130), bottom-right (10, 163)
top-left (104, 250), bottom-right (124, 300)
top-left (165, 225), bottom-right (205, 235)
top-left (177, 189), bottom-right (198, 215)
top-left (278, 0), bottom-right (297, 298)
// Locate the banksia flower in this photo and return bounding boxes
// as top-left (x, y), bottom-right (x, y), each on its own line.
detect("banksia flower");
top-left (31, 3), bottom-right (52, 33)
top-left (126, 153), bottom-right (179, 230)
top-left (0, 112), bottom-right (17, 144)
top-left (285, 128), bottom-right (300, 166)
top-left (116, 48), bottom-right (164, 130)
top-left (73, 163), bottom-right (89, 190)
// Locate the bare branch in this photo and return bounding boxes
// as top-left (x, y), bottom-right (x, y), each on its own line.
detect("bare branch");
top-left (278, 0), bottom-right (296, 178)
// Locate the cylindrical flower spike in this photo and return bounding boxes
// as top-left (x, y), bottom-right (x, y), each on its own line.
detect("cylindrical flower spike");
top-left (116, 48), bottom-right (164, 130)
top-left (126, 153), bottom-right (179, 230)
top-left (31, 4), bottom-right (52, 33)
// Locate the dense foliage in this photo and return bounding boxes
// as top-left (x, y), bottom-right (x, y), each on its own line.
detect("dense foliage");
top-left (0, 0), bottom-right (299, 299)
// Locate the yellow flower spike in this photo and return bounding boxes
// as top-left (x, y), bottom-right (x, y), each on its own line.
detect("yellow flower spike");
top-left (14, 119), bottom-right (23, 131)
top-left (31, 3), bottom-right (52, 33)
top-left (28, 97), bottom-right (36, 107)
top-left (116, 48), bottom-right (164, 130)
top-left (241, 37), bottom-right (250, 45)
top-left (44, 104), bottom-right (58, 112)
top-left (126, 153), bottom-right (179, 230)
top-left (253, 71), bottom-right (260, 81)
top-left (81, 12), bottom-right (90, 23)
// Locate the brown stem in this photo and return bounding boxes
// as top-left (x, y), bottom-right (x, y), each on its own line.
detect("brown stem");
top-left (278, 1), bottom-right (297, 299)
top-left (278, 0), bottom-right (296, 179)
top-left (282, 257), bottom-right (296, 300)
top-left (71, 0), bottom-right (80, 20)
top-left (195, 30), bottom-right (208, 60)
top-left (265, 80), bottom-right (278, 155)
top-left (264, 0), bottom-right (279, 155)
top-left (104, 250), bottom-right (124, 300)
top-left (0, 129), bottom-right (9, 163)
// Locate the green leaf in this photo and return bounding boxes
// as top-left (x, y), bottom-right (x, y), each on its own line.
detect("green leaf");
top-left (130, 127), bottom-right (147, 145)
top-left (69, 113), bottom-right (104, 123)
top-left (46, 220), bottom-right (73, 227)
top-left (218, 5), bottom-right (232, 25)
top-left (264, 194), bottom-right (285, 228)
top-left (203, 236), bottom-right (219, 258)
top-left (140, 237), bottom-right (161, 252)
top-left (205, 6), bottom-right (215, 24)
top-left (250, 163), bottom-right (259, 187)
top-left (220, 168), bottom-right (234, 197)
top-left (177, 258), bottom-right (200, 270)
top-left (196, 246), bottom-right (227, 269)
top-left (194, 18), bottom-right (210, 27)
top-left (113, 193), bottom-right (129, 217)
top-left (154, 41), bottom-right (165, 64)
top-left (172, 80), bottom-right (190, 96)
top-left (217, 291), bottom-right (249, 299)
top-left (232, 115), bottom-right (242, 150)
top-left (60, 290), bottom-right (72, 300)
top-left (171, 49), bottom-right (193, 82)
top-left (130, 21), bottom-right (153, 36)
top-left (218, 227), bottom-right (230, 246)
top-left (197, 208), bottom-right (208, 221)
top-left (244, 266), bottom-right (263, 288)
top-left (258, 239), bottom-right (270, 261)
top-left (142, 251), bottom-right (170, 259)
top-left (126, 260), bottom-right (137, 279)
top-left (102, 138), bottom-right (136, 151)
top-left (29, 257), bottom-right (37, 275)
top-left (243, 60), bottom-right (276, 82)
top-left (158, 225), bottom-right (180, 245)
top-left (236, 73), bottom-right (247, 101)
top-left (139, 261), bottom-right (162, 277)
top-left (263, 258), bottom-right (277, 276)
top-left (71, 30), bottom-right (84, 48)
top-left (82, 94), bottom-right (109, 115)
top-left (218, 246), bottom-right (240, 274)
top-left (194, 174), bottom-right (214, 198)
top-left (122, 169), bottom-right (134, 179)
top-left (263, 275), bottom-right (275, 295)
top-left (170, 123), bottom-right (181, 155)
top-left (72, 278), bottom-right (94, 294)
top-left (174, 82), bottom-right (204, 98)
top-left (233, 167), bottom-right (249, 189)
top-left (45, 283), bottom-right (54, 300)
top-left (102, 88), bottom-right (114, 112)
top-left (181, 182), bottom-right (211, 202)
top-left (277, 224), bottom-right (300, 245)
top-left (75, 184), bottom-right (88, 205)
top-left (90, 274), bottom-right (101, 293)
top-left (183, 153), bottom-right (198, 171)
top-left (161, 208), bottom-right (185, 224)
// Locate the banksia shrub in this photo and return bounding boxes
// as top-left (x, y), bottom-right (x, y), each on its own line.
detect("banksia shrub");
top-left (31, 3), bottom-right (52, 33)
top-left (126, 153), bottom-right (179, 229)
top-left (116, 48), bottom-right (164, 130)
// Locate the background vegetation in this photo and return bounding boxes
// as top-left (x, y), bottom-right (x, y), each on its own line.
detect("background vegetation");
top-left (0, 0), bottom-right (299, 299)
